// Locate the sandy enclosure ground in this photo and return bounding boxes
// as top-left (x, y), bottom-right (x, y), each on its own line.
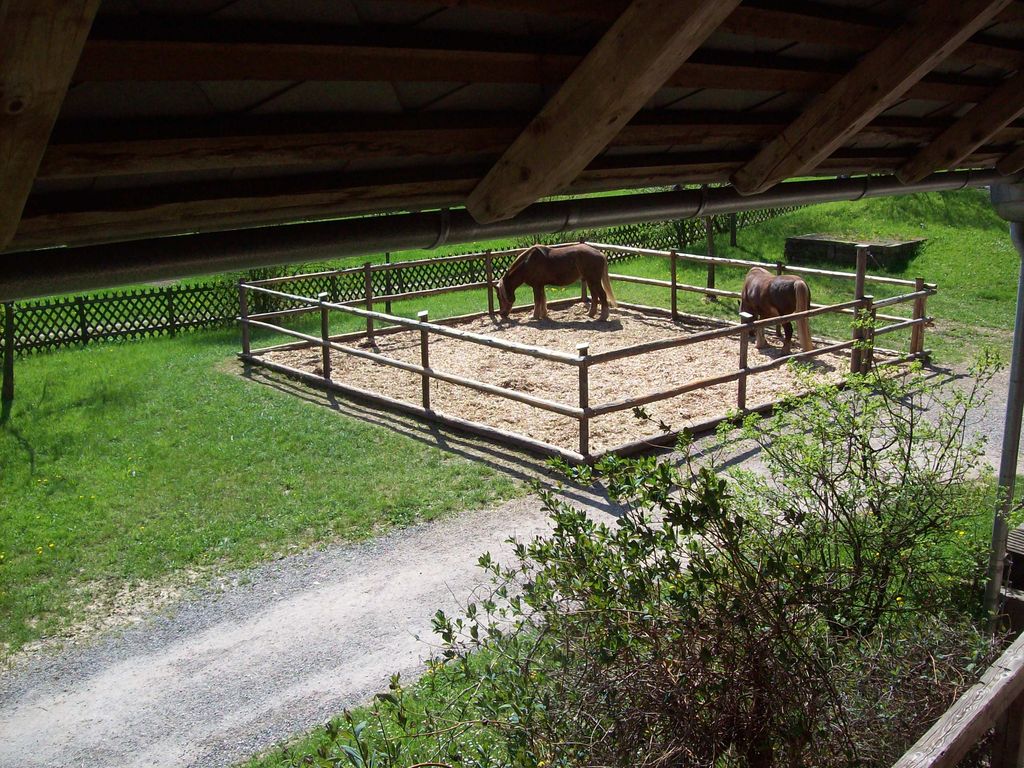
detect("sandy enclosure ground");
top-left (261, 304), bottom-right (852, 453)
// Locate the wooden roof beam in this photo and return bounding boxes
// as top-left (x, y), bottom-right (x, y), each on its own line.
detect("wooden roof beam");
top-left (899, 71), bottom-right (1024, 183)
top-left (465, 0), bottom-right (737, 223)
top-left (0, 0), bottom-right (101, 249)
top-left (731, 0), bottom-right (1012, 196)
top-left (998, 142), bottom-right (1024, 174)
top-left (38, 115), bottom-right (1024, 182)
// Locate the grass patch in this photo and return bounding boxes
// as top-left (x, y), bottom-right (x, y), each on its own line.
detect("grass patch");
top-left (0, 329), bottom-right (522, 654)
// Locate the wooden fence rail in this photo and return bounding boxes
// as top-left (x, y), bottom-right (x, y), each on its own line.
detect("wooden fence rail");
top-left (892, 630), bottom-right (1024, 768)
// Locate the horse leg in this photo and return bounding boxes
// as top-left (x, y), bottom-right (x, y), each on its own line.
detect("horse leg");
top-left (586, 276), bottom-right (605, 319)
top-left (755, 325), bottom-right (769, 350)
top-left (532, 285), bottom-right (546, 320)
top-left (782, 321), bottom-right (793, 353)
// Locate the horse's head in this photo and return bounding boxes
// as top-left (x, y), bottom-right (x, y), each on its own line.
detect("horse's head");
top-left (497, 278), bottom-right (514, 318)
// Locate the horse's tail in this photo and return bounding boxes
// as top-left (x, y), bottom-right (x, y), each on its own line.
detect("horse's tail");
top-left (794, 279), bottom-right (812, 352)
top-left (601, 263), bottom-right (617, 308)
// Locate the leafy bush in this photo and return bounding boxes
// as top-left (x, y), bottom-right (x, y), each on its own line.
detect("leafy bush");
top-left (265, 359), bottom-right (1006, 768)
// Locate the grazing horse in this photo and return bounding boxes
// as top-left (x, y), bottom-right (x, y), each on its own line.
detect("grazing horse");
top-left (496, 243), bottom-right (617, 321)
top-left (740, 267), bottom-right (813, 353)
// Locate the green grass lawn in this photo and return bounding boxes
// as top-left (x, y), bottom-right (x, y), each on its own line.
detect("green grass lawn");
top-left (1, 187), bottom-right (1016, 656)
top-left (0, 328), bottom-right (521, 655)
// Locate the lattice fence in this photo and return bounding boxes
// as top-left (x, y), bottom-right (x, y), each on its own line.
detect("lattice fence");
top-left (8, 283), bottom-right (237, 355)
top-left (2, 206), bottom-right (799, 358)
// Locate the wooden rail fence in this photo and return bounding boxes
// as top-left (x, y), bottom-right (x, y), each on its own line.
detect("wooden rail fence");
top-left (240, 241), bottom-right (934, 463)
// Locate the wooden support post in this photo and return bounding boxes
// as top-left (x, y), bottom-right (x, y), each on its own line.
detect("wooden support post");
top-left (318, 292), bottom-right (331, 380)
top-left (166, 287), bottom-right (177, 337)
top-left (861, 295), bottom-right (876, 374)
top-left (330, 274), bottom-right (339, 303)
top-left (705, 217), bottom-right (716, 296)
top-left (418, 310), bottom-right (430, 410)
top-left (992, 690), bottom-right (1024, 768)
top-left (854, 244), bottom-right (869, 300)
top-left (851, 246), bottom-right (869, 373)
top-left (384, 253), bottom-right (393, 315)
top-left (730, 212), bottom-right (738, 247)
top-left (238, 281), bottom-right (250, 356)
top-left (911, 276), bottom-right (926, 357)
top-left (2, 302), bottom-right (14, 408)
top-left (76, 295), bottom-right (90, 345)
top-left (578, 342), bottom-right (590, 459)
top-left (363, 261), bottom-right (375, 343)
top-left (485, 250), bottom-right (495, 317)
top-left (775, 261), bottom-right (785, 276)
top-left (670, 250), bottom-right (679, 321)
top-left (738, 311), bottom-right (753, 411)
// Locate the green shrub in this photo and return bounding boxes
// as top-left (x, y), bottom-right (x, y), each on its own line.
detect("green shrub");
top-left (262, 358), bottom-right (1007, 768)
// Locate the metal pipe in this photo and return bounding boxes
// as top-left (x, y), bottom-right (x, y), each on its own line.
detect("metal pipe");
top-left (0, 169), bottom-right (1014, 302)
top-left (984, 218), bottom-right (1024, 629)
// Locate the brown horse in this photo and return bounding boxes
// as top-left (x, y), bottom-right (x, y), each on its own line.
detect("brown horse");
top-left (740, 267), bottom-right (813, 353)
top-left (497, 243), bottom-right (617, 321)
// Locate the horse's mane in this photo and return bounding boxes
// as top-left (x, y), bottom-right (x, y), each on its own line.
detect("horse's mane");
top-left (504, 245), bottom-right (547, 281)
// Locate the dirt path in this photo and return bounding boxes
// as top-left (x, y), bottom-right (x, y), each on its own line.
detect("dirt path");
top-left (0, 363), bottom-right (1018, 768)
top-left (0, 487), bottom-right (624, 768)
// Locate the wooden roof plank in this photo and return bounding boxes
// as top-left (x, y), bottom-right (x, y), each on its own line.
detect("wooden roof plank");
top-left (730, 0), bottom-right (1012, 196)
top-left (899, 71), bottom-right (1024, 183)
top-left (466, 0), bottom-right (742, 223)
top-left (999, 142), bottom-right (1024, 174)
top-left (0, 0), bottom-right (101, 249)
top-left (38, 115), bottom-right (1024, 181)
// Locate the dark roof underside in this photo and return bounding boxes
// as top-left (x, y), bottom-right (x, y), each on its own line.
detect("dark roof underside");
top-left (3, 0), bottom-right (1024, 261)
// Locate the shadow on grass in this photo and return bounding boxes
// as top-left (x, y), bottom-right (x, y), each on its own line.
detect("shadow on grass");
top-left (238, 363), bottom-right (629, 518)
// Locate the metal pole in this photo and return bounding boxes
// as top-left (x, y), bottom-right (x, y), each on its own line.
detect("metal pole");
top-left (1, 170), bottom-right (1011, 303)
top-left (984, 220), bottom-right (1024, 628)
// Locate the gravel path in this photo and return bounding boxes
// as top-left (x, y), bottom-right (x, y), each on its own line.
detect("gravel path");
top-left (0, 362), bottom-right (1019, 768)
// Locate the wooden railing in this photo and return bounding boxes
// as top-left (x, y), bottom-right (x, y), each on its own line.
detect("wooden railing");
top-left (240, 242), bottom-right (935, 462)
top-left (893, 630), bottom-right (1024, 768)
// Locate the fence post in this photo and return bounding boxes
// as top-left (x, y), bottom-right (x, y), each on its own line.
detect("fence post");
top-left (485, 251), bottom-right (495, 317)
top-left (670, 250), bottom-right (679, 321)
top-left (992, 690), bottom-right (1024, 768)
top-left (861, 295), bottom-right (876, 374)
top-left (384, 253), bottom-right (393, 315)
top-left (775, 261), bottom-right (785, 276)
top-left (738, 312), bottom-right (753, 411)
top-left (705, 217), bottom-right (716, 297)
top-left (418, 310), bottom-right (430, 410)
top-left (730, 212), bottom-right (738, 247)
top-left (330, 273), bottom-right (339, 303)
top-left (854, 244), bottom-right (869, 300)
top-left (911, 276), bottom-right (926, 358)
top-left (2, 302), bottom-right (14, 411)
top-left (75, 295), bottom-right (90, 346)
top-left (578, 343), bottom-right (590, 460)
top-left (238, 281), bottom-right (250, 357)
top-left (363, 262), bottom-right (375, 343)
top-left (318, 292), bottom-right (331, 381)
top-left (166, 287), bottom-right (177, 337)
top-left (851, 246), bottom-right (869, 373)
